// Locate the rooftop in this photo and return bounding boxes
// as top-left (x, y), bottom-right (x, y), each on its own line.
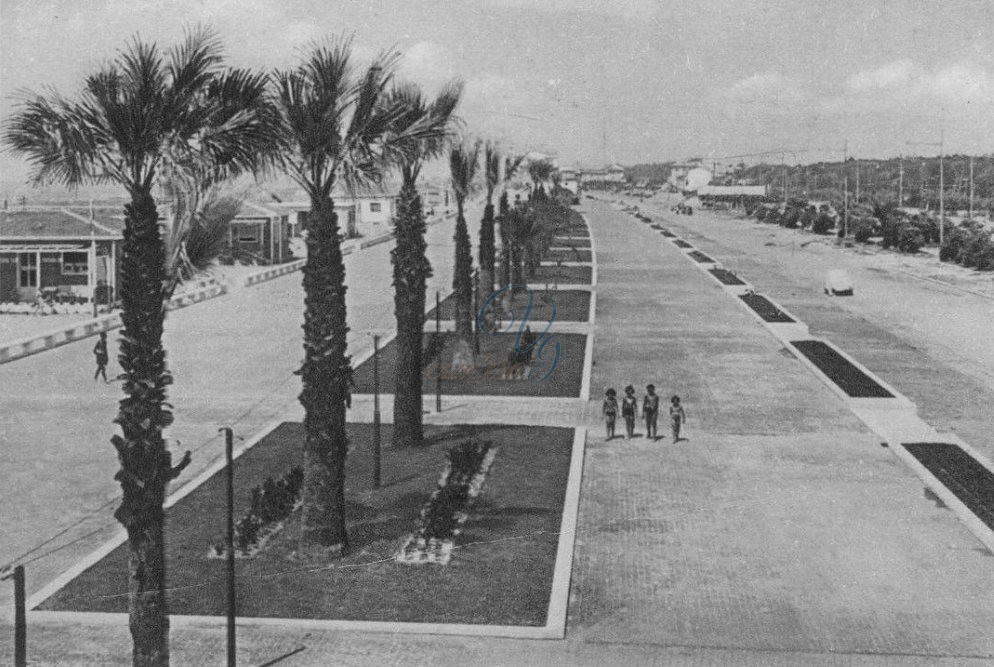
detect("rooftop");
top-left (0, 208), bottom-right (122, 239)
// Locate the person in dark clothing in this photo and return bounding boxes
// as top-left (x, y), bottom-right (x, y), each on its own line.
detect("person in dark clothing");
top-left (642, 384), bottom-right (660, 440)
top-left (602, 388), bottom-right (618, 441)
top-left (93, 332), bottom-right (109, 383)
top-left (621, 384), bottom-right (638, 440)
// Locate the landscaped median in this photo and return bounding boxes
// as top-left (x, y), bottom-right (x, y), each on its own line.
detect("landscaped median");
top-left (35, 422), bottom-right (584, 632)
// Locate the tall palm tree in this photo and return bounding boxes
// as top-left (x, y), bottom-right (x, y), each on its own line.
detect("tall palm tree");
top-left (498, 154), bottom-right (525, 288)
top-left (271, 38), bottom-right (434, 554)
top-left (4, 29), bottom-right (278, 666)
top-left (449, 139), bottom-right (481, 340)
top-left (528, 158), bottom-right (554, 197)
top-left (478, 141), bottom-right (500, 295)
top-left (384, 80), bottom-right (462, 448)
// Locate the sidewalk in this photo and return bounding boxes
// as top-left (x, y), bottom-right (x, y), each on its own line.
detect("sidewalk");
top-left (4, 199), bottom-right (994, 665)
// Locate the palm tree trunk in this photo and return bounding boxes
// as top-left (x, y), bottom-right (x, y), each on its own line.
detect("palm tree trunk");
top-left (112, 190), bottom-right (172, 667)
top-left (298, 195), bottom-right (350, 554)
top-left (453, 200), bottom-right (473, 339)
top-left (392, 181), bottom-right (430, 448)
top-left (498, 192), bottom-right (511, 289)
top-left (478, 200), bottom-right (495, 295)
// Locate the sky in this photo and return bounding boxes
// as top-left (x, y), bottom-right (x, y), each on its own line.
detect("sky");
top-left (2, 0), bottom-right (994, 195)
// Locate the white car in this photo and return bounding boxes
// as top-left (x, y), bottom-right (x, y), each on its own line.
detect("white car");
top-left (824, 269), bottom-right (854, 296)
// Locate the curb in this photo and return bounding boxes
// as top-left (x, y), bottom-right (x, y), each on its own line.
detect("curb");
top-left (0, 280), bottom-right (227, 366)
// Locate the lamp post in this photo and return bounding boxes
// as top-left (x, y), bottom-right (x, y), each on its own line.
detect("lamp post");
top-left (907, 130), bottom-right (945, 245)
top-left (372, 334), bottom-right (381, 489)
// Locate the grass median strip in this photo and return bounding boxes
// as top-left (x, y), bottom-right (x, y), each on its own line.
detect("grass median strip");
top-left (903, 443), bottom-right (994, 531)
top-left (709, 268), bottom-right (746, 285)
top-left (739, 293), bottom-right (796, 323)
top-left (354, 330), bottom-right (586, 398)
top-left (38, 423), bottom-right (575, 626)
top-left (790, 339), bottom-right (893, 398)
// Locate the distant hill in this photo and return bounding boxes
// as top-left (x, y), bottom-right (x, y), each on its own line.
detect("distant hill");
top-left (729, 156), bottom-right (994, 212)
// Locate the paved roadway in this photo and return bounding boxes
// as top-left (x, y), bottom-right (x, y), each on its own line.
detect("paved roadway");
top-left (4, 197), bottom-right (994, 665)
top-left (633, 193), bottom-right (994, 463)
top-left (0, 202), bottom-right (482, 606)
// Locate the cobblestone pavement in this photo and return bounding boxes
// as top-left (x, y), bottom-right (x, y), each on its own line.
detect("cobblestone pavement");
top-left (3, 199), bottom-right (994, 665)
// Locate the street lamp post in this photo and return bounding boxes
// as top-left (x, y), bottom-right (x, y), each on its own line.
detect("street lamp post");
top-left (372, 334), bottom-right (381, 489)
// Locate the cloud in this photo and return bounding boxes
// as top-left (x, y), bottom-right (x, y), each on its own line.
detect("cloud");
top-left (398, 41), bottom-right (457, 91)
top-left (846, 59), bottom-right (914, 92)
top-left (837, 59), bottom-right (994, 112)
top-left (726, 72), bottom-right (807, 106)
top-left (483, 0), bottom-right (656, 19)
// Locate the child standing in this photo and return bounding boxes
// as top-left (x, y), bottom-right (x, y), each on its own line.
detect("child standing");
top-left (621, 385), bottom-right (638, 439)
top-left (669, 395), bottom-right (687, 442)
top-left (642, 384), bottom-right (660, 439)
top-left (602, 388), bottom-right (618, 441)
top-left (93, 332), bottom-right (109, 383)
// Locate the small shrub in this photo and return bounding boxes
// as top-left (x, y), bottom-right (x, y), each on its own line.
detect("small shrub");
top-left (880, 217), bottom-right (901, 249)
top-left (416, 440), bottom-right (496, 543)
top-left (961, 230), bottom-right (992, 268)
top-left (852, 218), bottom-right (874, 243)
top-left (940, 225), bottom-right (973, 262)
top-left (781, 207), bottom-right (800, 229)
top-left (799, 207), bottom-right (816, 229)
top-left (754, 207), bottom-right (768, 221)
top-left (812, 213), bottom-right (834, 235)
top-left (897, 224), bottom-right (925, 253)
top-left (765, 209), bottom-right (781, 225)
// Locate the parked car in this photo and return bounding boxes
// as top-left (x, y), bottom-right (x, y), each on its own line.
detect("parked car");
top-left (824, 269), bottom-right (854, 296)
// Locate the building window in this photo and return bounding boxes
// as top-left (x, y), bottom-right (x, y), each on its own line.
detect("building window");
top-left (369, 202), bottom-right (382, 213)
top-left (236, 226), bottom-right (259, 243)
top-left (62, 251), bottom-right (89, 275)
top-left (18, 253), bottom-right (38, 287)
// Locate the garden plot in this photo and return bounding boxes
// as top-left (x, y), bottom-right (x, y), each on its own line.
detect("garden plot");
top-left (903, 443), bottom-right (994, 531)
top-left (790, 340), bottom-right (894, 398)
top-left (38, 423), bottom-right (575, 626)
top-left (428, 289), bottom-right (591, 322)
top-left (353, 330), bottom-right (587, 398)
top-left (738, 293), bottom-right (796, 323)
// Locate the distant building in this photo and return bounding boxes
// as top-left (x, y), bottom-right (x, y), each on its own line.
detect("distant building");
top-left (264, 184), bottom-right (398, 242)
top-left (667, 158), bottom-right (706, 189)
top-left (558, 169), bottom-right (581, 193)
top-left (227, 201), bottom-right (292, 265)
top-left (579, 164), bottom-right (626, 184)
top-left (0, 208), bottom-right (121, 304)
top-left (684, 167), bottom-right (713, 192)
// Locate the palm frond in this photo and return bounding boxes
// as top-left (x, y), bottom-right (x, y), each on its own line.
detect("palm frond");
top-left (449, 138), bottom-right (481, 204)
top-left (484, 140), bottom-right (500, 198)
top-left (504, 153), bottom-right (525, 182)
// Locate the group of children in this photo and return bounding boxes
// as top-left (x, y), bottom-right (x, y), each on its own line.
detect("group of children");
top-left (602, 384), bottom-right (686, 442)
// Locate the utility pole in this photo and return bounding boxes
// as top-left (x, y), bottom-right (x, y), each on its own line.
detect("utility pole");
top-left (855, 159), bottom-right (860, 205)
top-left (781, 151), bottom-right (787, 206)
top-left (898, 156), bottom-right (903, 206)
top-left (842, 140), bottom-right (849, 238)
top-left (939, 129), bottom-right (945, 246)
top-left (969, 154), bottom-right (975, 220)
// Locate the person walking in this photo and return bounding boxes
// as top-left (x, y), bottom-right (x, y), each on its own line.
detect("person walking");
top-left (93, 331), bottom-right (109, 383)
top-left (602, 388), bottom-right (618, 441)
top-left (621, 384), bottom-right (638, 440)
top-left (642, 384), bottom-right (660, 440)
top-left (669, 395), bottom-right (687, 442)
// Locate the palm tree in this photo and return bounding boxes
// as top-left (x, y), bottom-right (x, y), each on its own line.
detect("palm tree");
top-left (271, 38), bottom-right (433, 555)
top-left (449, 139), bottom-right (481, 340)
top-left (528, 158), bottom-right (554, 198)
top-left (478, 141), bottom-right (500, 295)
top-left (4, 29), bottom-right (277, 666)
top-left (498, 154), bottom-right (524, 288)
top-left (384, 80), bottom-right (462, 448)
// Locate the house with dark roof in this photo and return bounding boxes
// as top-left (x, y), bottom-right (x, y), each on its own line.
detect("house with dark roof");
top-left (0, 208), bottom-right (121, 304)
